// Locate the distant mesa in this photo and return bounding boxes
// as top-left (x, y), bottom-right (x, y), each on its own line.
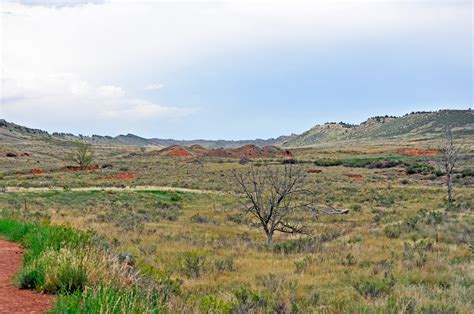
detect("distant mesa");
top-left (158, 144), bottom-right (293, 159)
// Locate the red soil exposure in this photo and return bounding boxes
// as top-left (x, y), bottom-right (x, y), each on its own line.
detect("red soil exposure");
top-left (399, 148), bottom-right (441, 156)
top-left (307, 169), bottom-right (322, 174)
top-left (31, 169), bottom-right (46, 174)
top-left (0, 239), bottom-right (52, 313)
top-left (160, 144), bottom-right (293, 159)
top-left (345, 174), bottom-right (363, 180)
top-left (104, 172), bottom-right (136, 180)
top-left (64, 165), bottom-right (100, 171)
top-left (168, 148), bottom-right (193, 157)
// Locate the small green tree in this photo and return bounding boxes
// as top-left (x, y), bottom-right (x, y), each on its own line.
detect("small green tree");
top-left (72, 143), bottom-right (94, 168)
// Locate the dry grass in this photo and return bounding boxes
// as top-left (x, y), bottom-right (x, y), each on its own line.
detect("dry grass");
top-left (0, 142), bottom-right (473, 312)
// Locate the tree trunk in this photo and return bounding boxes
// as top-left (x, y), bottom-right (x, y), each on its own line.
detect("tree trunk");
top-left (266, 232), bottom-right (273, 248)
top-left (447, 173), bottom-right (453, 203)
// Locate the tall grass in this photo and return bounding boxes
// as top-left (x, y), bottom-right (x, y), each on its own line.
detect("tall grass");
top-left (51, 286), bottom-right (164, 314)
top-left (0, 218), bottom-right (161, 313)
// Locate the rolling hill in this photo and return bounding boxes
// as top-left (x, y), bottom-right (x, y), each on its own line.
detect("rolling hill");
top-left (1, 109), bottom-right (472, 149)
top-left (279, 109), bottom-right (474, 147)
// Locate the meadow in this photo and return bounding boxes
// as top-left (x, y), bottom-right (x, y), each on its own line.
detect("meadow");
top-left (0, 142), bottom-right (473, 313)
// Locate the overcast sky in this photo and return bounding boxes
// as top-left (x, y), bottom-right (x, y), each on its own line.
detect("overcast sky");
top-left (1, 0), bottom-right (472, 139)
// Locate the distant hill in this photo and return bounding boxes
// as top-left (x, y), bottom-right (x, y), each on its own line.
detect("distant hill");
top-left (0, 119), bottom-right (284, 148)
top-left (1, 109), bottom-right (472, 148)
top-left (279, 110), bottom-right (474, 147)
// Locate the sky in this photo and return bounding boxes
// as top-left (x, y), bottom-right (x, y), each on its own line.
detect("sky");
top-left (0, 0), bottom-right (472, 140)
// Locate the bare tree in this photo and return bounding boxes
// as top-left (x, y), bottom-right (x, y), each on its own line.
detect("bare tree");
top-left (440, 126), bottom-right (463, 203)
top-left (233, 164), bottom-right (347, 247)
top-left (72, 142), bottom-right (94, 168)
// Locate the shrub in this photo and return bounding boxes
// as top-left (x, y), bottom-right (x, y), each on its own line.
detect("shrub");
top-left (403, 239), bottom-right (433, 268)
top-left (199, 295), bottom-right (232, 313)
top-left (170, 194), bottom-right (181, 202)
top-left (214, 256), bottom-right (235, 273)
top-left (232, 287), bottom-right (270, 312)
top-left (420, 303), bottom-right (459, 313)
top-left (273, 230), bottom-right (342, 254)
top-left (294, 256), bottom-right (312, 274)
top-left (384, 224), bottom-right (402, 239)
top-left (257, 273), bottom-right (286, 293)
top-left (353, 276), bottom-right (395, 299)
top-left (342, 253), bottom-right (357, 266)
top-left (405, 162), bottom-right (436, 175)
top-left (190, 214), bottom-right (210, 224)
top-left (282, 159), bottom-right (297, 165)
top-left (368, 160), bottom-right (401, 169)
top-left (178, 251), bottom-right (208, 278)
top-left (226, 213), bottom-right (245, 224)
top-left (314, 159), bottom-right (342, 167)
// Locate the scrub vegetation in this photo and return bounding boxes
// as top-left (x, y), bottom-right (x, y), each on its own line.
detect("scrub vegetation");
top-left (0, 113), bottom-right (473, 312)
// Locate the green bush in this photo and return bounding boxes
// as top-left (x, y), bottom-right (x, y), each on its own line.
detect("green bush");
top-left (353, 276), bottom-right (395, 299)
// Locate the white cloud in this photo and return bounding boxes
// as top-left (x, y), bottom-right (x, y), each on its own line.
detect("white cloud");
top-left (144, 83), bottom-right (164, 91)
top-left (12, 0), bottom-right (105, 8)
top-left (0, 71), bottom-right (195, 131)
top-left (97, 85), bottom-right (124, 98)
top-left (0, 0), bottom-right (469, 136)
top-left (102, 99), bottom-right (193, 120)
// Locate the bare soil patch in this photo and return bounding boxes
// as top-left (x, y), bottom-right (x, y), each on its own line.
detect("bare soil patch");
top-left (399, 148), bottom-right (441, 156)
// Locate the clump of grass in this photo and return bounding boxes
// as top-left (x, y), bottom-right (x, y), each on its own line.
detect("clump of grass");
top-left (50, 286), bottom-right (164, 314)
top-left (17, 246), bottom-right (135, 293)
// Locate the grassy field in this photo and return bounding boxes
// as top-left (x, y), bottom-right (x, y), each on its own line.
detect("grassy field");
top-left (0, 141), bottom-right (473, 312)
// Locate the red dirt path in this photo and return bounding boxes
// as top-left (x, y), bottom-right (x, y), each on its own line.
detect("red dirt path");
top-left (0, 239), bottom-right (52, 313)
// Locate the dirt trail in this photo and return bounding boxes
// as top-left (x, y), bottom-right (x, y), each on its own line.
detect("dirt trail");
top-left (0, 239), bottom-right (52, 314)
top-left (3, 185), bottom-right (221, 194)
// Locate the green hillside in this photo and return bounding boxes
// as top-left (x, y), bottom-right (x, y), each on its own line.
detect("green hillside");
top-left (280, 110), bottom-right (474, 147)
